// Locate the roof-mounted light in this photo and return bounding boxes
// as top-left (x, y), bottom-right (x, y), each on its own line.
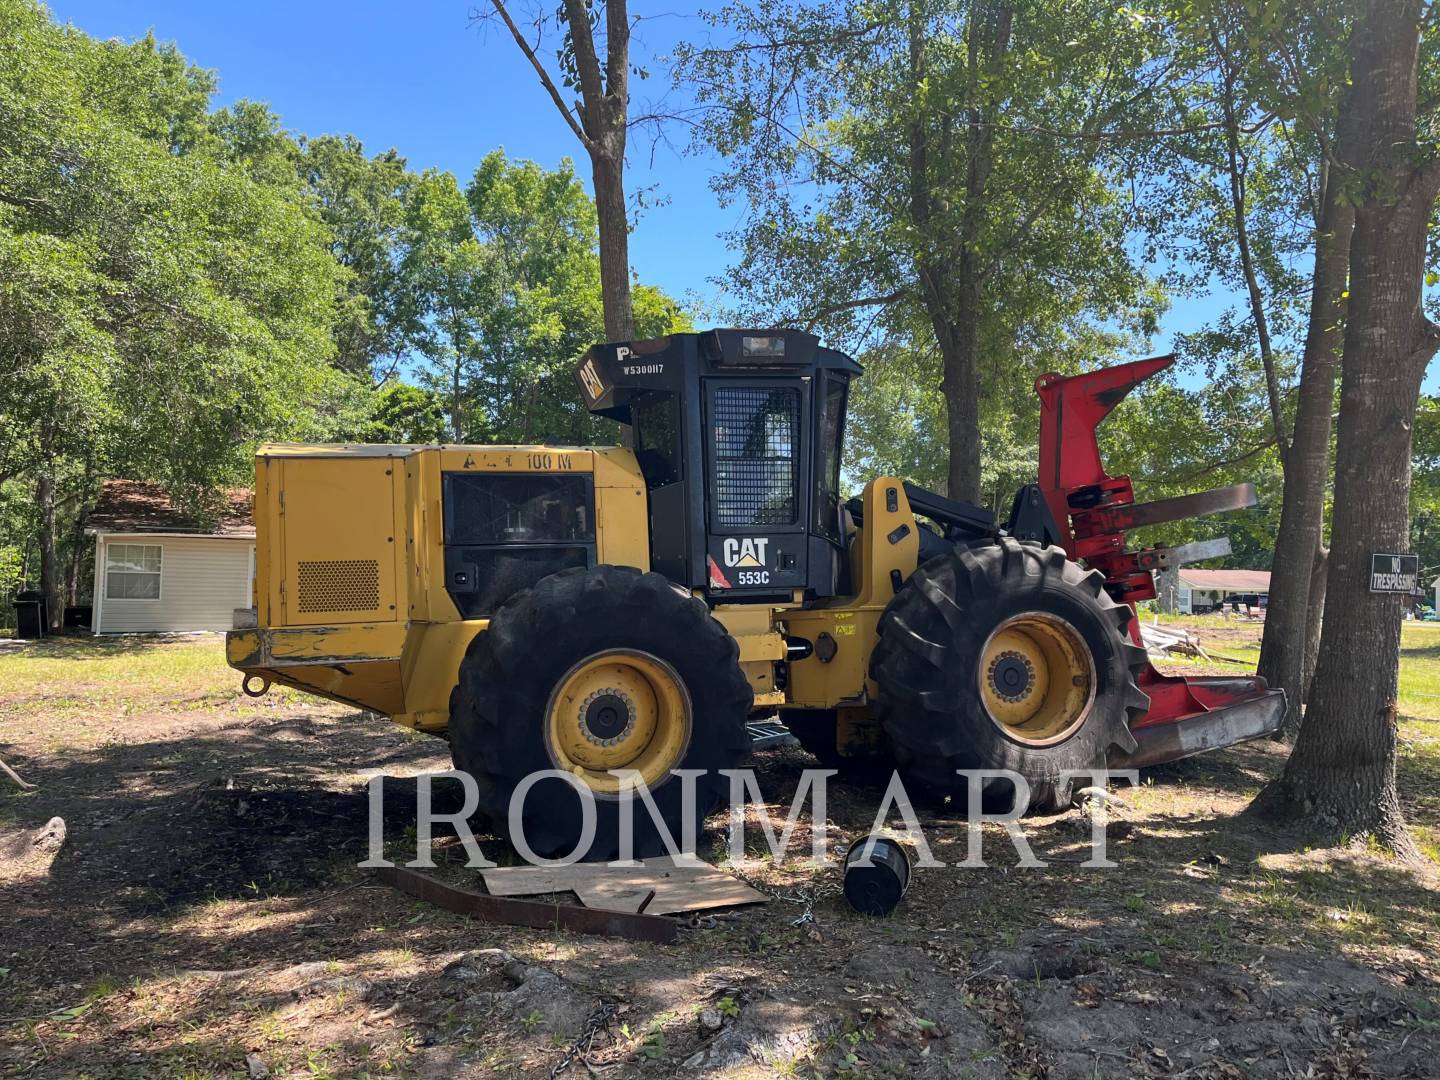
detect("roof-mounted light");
top-left (742, 334), bottom-right (786, 359)
top-left (705, 328), bottom-right (815, 368)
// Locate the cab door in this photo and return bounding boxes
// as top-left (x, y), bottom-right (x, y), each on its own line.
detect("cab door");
top-left (702, 378), bottom-right (811, 594)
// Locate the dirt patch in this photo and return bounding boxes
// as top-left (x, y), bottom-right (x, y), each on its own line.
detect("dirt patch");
top-left (1, 637), bottom-right (1439, 1077)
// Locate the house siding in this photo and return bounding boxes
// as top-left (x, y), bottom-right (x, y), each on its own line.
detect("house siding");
top-left (96, 535), bottom-right (254, 634)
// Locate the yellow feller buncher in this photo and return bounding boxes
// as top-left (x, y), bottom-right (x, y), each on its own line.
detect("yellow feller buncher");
top-left (229, 329), bottom-right (1284, 858)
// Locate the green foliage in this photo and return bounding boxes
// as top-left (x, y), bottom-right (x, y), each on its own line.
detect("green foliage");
top-left (401, 167), bottom-right (499, 442)
top-left (0, 0), bottom-right (352, 512)
top-left (1409, 397), bottom-right (1440, 576)
top-left (678, 0), bottom-right (1166, 495)
top-left (403, 151), bottom-right (690, 445)
top-left (364, 383), bottom-right (450, 445)
top-left (0, 2), bottom-right (686, 610)
top-left (298, 133), bottom-right (418, 379)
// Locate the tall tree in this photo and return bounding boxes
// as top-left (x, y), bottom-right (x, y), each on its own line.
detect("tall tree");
top-left (484, 0), bottom-right (636, 341)
top-left (678, 0), bottom-right (1166, 501)
top-left (299, 135), bottom-right (419, 381)
top-left (1157, 0), bottom-right (1355, 734)
top-left (0, 0), bottom-right (353, 626)
top-left (401, 169), bottom-right (497, 442)
top-left (1251, 0), bottom-right (1440, 856)
top-left (1256, 166), bottom-right (1353, 733)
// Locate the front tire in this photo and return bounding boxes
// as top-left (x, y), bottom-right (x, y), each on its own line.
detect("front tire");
top-left (870, 539), bottom-right (1148, 812)
top-left (449, 565), bottom-right (753, 860)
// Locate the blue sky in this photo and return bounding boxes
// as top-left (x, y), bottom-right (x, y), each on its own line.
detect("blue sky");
top-left (52, 0), bottom-right (1243, 354)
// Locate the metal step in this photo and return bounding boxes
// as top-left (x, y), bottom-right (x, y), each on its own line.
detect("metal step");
top-left (745, 718), bottom-right (795, 749)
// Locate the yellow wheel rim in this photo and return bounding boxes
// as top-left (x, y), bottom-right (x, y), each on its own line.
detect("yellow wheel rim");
top-left (544, 649), bottom-right (692, 797)
top-left (979, 613), bottom-right (1095, 746)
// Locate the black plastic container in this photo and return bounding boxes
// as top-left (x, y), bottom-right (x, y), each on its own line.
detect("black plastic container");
top-left (842, 837), bottom-right (912, 916)
top-left (14, 591), bottom-right (47, 640)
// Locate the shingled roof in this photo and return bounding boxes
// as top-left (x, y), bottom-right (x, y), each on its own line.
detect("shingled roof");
top-left (1177, 568), bottom-right (1270, 592)
top-left (84, 480), bottom-right (254, 538)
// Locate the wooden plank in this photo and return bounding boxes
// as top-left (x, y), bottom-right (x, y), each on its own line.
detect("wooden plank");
top-left (478, 864), bottom-right (601, 897)
top-left (479, 857), bottom-right (768, 915)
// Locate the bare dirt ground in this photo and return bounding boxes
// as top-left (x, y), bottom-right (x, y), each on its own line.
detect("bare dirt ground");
top-left (1, 630), bottom-right (1438, 1079)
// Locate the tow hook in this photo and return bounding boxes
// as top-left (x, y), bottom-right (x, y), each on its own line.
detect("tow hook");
top-left (241, 674), bottom-right (272, 698)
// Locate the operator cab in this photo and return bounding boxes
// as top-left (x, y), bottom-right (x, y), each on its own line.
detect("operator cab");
top-left (577, 329), bottom-right (860, 601)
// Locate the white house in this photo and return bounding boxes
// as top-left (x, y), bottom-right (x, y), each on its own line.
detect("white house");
top-left (85, 480), bottom-right (255, 635)
top-left (1174, 568), bottom-right (1271, 614)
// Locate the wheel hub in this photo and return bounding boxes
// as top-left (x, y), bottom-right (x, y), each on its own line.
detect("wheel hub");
top-left (544, 650), bottom-right (694, 797)
top-left (579, 690), bottom-right (636, 746)
top-left (987, 651), bottom-right (1036, 703)
top-left (978, 613), bottom-right (1095, 746)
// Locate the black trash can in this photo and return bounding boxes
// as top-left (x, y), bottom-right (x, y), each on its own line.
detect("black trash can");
top-left (14, 590), bottom-right (47, 640)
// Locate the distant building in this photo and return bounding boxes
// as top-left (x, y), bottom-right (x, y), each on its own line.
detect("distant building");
top-left (1175, 568), bottom-right (1270, 614)
top-left (84, 481), bottom-right (254, 635)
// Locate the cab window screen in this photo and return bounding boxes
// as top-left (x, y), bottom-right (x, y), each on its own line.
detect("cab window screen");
top-left (712, 386), bottom-right (799, 527)
top-left (444, 474), bottom-right (593, 545)
top-left (465, 547), bottom-right (590, 614)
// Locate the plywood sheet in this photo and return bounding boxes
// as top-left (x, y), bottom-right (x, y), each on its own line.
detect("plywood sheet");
top-left (479, 857), bottom-right (767, 915)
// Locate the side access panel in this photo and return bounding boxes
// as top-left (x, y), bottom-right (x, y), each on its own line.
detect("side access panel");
top-left (274, 456), bottom-right (402, 626)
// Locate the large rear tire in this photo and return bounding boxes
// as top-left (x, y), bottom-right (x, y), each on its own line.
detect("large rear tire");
top-left (449, 565), bottom-right (753, 861)
top-left (870, 539), bottom-right (1148, 812)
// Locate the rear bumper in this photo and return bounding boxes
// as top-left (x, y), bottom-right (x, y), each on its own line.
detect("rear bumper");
top-left (225, 625), bottom-right (408, 718)
top-left (1112, 687), bottom-right (1286, 769)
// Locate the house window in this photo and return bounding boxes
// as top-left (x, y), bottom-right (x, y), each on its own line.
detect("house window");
top-left (106, 543), bottom-right (162, 600)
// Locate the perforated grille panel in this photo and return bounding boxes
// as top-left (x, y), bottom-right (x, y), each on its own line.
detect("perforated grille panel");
top-left (296, 559), bottom-right (381, 613)
top-left (712, 387), bottom-right (799, 526)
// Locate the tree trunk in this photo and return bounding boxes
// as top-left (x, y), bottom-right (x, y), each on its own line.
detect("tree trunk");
top-left (1217, 38), bottom-right (1287, 458)
top-left (591, 145), bottom-right (634, 341)
top-left (490, 0), bottom-right (634, 343)
top-left (451, 358), bottom-right (464, 443)
top-left (37, 472), bottom-right (60, 632)
top-left (1256, 176), bottom-right (1353, 737)
top-left (1250, 0), bottom-right (1440, 858)
top-left (566, 0), bottom-right (633, 343)
top-left (912, 1), bottom-right (1008, 505)
top-left (66, 525), bottom-right (82, 606)
top-left (940, 273), bottom-right (983, 503)
top-left (1302, 543), bottom-right (1328, 700)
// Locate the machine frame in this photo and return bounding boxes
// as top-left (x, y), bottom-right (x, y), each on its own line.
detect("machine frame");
top-left (228, 331), bottom-right (1283, 772)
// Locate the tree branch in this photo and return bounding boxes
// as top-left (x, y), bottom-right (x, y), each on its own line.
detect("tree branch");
top-left (800, 290), bottom-right (905, 332)
top-left (685, 22), bottom-right (886, 60)
top-left (1178, 433), bottom-right (1280, 483)
top-left (0, 190), bottom-right (58, 217)
top-left (485, 0), bottom-right (590, 148)
top-left (1213, 22), bottom-right (1288, 461)
top-left (561, 0), bottom-right (606, 130)
top-left (0, 756), bottom-right (35, 790)
top-left (606, 0), bottom-right (630, 106)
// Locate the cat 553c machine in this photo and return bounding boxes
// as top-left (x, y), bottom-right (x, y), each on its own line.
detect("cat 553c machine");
top-left (228, 329), bottom-right (1284, 858)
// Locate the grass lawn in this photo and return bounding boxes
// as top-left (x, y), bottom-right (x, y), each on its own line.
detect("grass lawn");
top-left (0, 634), bottom-right (310, 728)
top-left (1153, 614), bottom-right (1440, 863)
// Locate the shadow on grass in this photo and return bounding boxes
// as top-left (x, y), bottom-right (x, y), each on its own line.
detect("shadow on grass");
top-left (1401, 638), bottom-right (1440, 663)
top-left (1, 718), bottom-right (1437, 1077)
top-left (0, 632), bottom-right (217, 660)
